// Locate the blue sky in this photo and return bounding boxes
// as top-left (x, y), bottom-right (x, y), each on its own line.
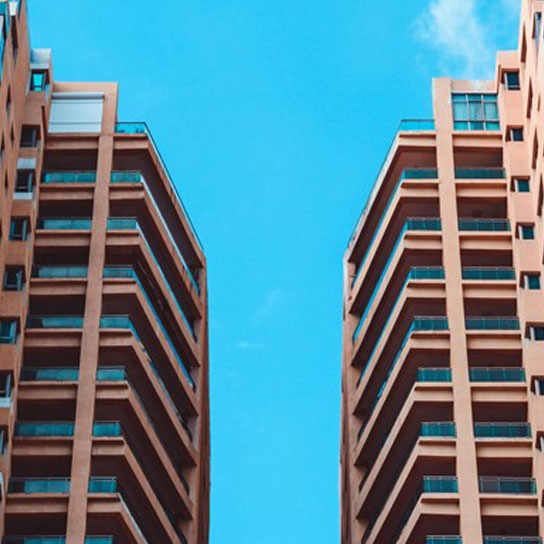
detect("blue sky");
top-left (29, 1), bottom-right (519, 542)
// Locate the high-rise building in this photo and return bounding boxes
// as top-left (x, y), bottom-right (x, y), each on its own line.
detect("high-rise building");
top-left (0, 2), bottom-right (210, 543)
top-left (341, 2), bottom-right (544, 543)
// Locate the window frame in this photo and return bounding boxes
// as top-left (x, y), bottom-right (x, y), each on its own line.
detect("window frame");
top-left (9, 217), bottom-right (29, 241)
top-left (3, 267), bottom-right (24, 292)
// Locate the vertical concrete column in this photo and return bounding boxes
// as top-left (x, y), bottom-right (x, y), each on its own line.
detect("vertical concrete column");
top-left (66, 86), bottom-right (117, 544)
top-left (433, 78), bottom-right (483, 543)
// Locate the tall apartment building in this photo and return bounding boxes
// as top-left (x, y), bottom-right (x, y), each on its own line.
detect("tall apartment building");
top-left (341, 1), bottom-right (544, 543)
top-left (0, 1), bottom-right (210, 543)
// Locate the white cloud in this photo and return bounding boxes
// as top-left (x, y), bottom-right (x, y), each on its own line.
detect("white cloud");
top-left (237, 340), bottom-right (265, 350)
top-left (255, 288), bottom-right (283, 322)
top-left (417, 0), bottom-right (498, 79)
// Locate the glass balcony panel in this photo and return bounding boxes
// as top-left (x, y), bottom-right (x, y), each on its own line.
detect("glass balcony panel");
top-left (416, 368), bottom-right (452, 382)
top-left (36, 218), bottom-right (92, 230)
top-left (474, 423), bottom-right (531, 438)
top-left (3, 538), bottom-right (66, 544)
top-left (465, 317), bottom-right (520, 330)
top-left (96, 367), bottom-right (126, 381)
top-left (479, 477), bottom-right (536, 494)
top-left (88, 477), bottom-right (117, 493)
top-left (399, 168), bottom-right (438, 180)
top-left (20, 368), bottom-right (79, 381)
top-left (399, 119), bottom-right (436, 130)
top-left (42, 172), bottom-right (96, 184)
top-left (426, 538), bottom-right (462, 544)
top-left (32, 266), bottom-right (88, 279)
top-left (455, 168), bottom-right (506, 179)
top-left (422, 476), bottom-right (458, 493)
top-left (458, 219), bottom-right (510, 231)
top-left (93, 422), bottom-right (121, 437)
top-left (8, 478), bottom-right (70, 493)
top-left (15, 422), bottom-right (74, 437)
top-left (26, 316), bottom-right (84, 329)
top-left (106, 217), bottom-right (138, 230)
top-left (110, 171), bottom-right (144, 183)
top-left (469, 367), bottom-right (525, 382)
top-left (421, 422), bottom-right (456, 437)
top-left (483, 538), bottom-right (542, 544)
top-left (462, 267), bottom-right (516, 280)
top-left (114, 123), bottom-right (147, 134)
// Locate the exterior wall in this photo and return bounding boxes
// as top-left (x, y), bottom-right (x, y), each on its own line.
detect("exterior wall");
top-left (341, 1), bottom-right (544, 543)
top-left (0, 1), bottom-right (210, 543)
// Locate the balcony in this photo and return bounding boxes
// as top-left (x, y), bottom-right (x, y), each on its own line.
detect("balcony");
top-left (421, 422), bottom-right (456, 437)
top-left (483, 539), bottom-right (542, 544)
top-left (31, 266), bottom-right (88, 279)
top-left (3, 538), bottom-right (114, 544)
top-left (465, 317), bottom-right (520, 330)
top-left (400, 168), bottom-right (439, 180)
top-left (426, 539), bottom-right (462, 544)
top-left (469, 367), bottom-right (525, 382)
top-left (398, 119), bottom-right (436, 131)
top-left (100, 315), bottom-right (195, 391)
top-left (458, 219), bottom-right (511, 232)
top-left (26, 316), bottom-right (84, 329)
top-left (114, 122), bottom-right (203, 254)
top-left (353, 265), bottom-right (445, 343)
top-left (93, 421), bottom-right (122, 437)
top-left (20, 366), bottom-right (125, 382)
top-left (478, 477), bottom-right (536, 494)
top-left (416, 368), bottom-right (452, 382)
top-left (474, 423), bottom-right (531, 438)
top-left (110, 171), bottom-right (144, 183)
top-left (462, 267), bottom-right (516, 280)
top-left (42, 171), bottom-right (97, 184)
top-left (36, 218), bottom-right (92, 230)
top-left (353, 217), bottom-right (441, 288)
top-left (15, 422), bottom-right (74, 437)
top-left (8, 478), bottom-right (70, 494)
top-left (455, 168), bottom-right (506, 179)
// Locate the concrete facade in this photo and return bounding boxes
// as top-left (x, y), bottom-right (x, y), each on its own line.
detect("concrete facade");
top-left (0, 2), bottom-right (210, 543)
top-left (341, 2), bottom-right (544, 543)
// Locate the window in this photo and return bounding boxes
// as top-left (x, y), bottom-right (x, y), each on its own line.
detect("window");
top-left (539, 178), bottom-right (544, 216)
top-left (523, 273), bottom-right (541, 289)
top-left (29, 70), bottom-right (48, 92)
top-left (9, 218), bottom-right (29, 241)
top-left (452, 94), bottom-right (499, 131)
top-left (508, 127), bottom-right (524, 142)
top-left (11, 20), bottom-right (18, 63)
top-left (0, 320), bottom-right (17, 344)
top-left (513, 178), bottom-right (530, 192)
top-left (3, 267), bottom-right (24, 291)
top-left (20, 126), bottom-right (39, 148)
top-left (15, 170), bottom-right (34, 193)
top-left (535, 12), bottom-right (542, 52)
top-left (529, 325), bottom-right (544, 341)
top-left (519, 224), bottom-right (535, 240)
top-left (6, 89), bottom-right (11, 120)
top-left (527, 81), bottom-right (534, 118)
top-left (504, 71), bottom-right (520, 90)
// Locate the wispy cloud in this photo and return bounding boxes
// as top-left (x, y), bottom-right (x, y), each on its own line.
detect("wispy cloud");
top-left (237, 340), bottom-right (266, 351)
top-left (255, 288), bottom-right (283, 322)
top-left (417, 0), bottom-right (494, 79)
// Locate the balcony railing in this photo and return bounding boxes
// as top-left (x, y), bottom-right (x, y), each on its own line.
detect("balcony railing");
top-left (96, 366), bottom-right (127, 381)
top-left (26, 315), bottom-right (84, 329)
top-left (353, 265), bottom-right (445, 343)
top-left (3, 538), bottom-right (114, 544)
top-left (416, 367), bottom-right (452, 382)
top-left (427, 538), bottom-right (462, 544)
top-left (114, 122), bottom-right (204, 252)
top-left (8, 478), bottom-right (70, 494)
top-left (100, 315), bottom-right (195, 391)
top-left (111, 171), bottom-right (144, 183)
top-left (474, 423), bottom-right (531, 438)
top-left (15, 422), bottom-right (75, 437)
top-left (421, 422), bottom-right (456, 437)
top-left (88, 477), bottom-right (117, 493)
top-left (455, 168), bottom-right (506, 179)
top-left (465, 317), bottom-right (520, 330)
top-left (20, 366), bottom-right (126, 382)
top-left (42, 171), bottom-right (97, 184)
top-left (36, 218), bottom-right (92, 230)
top-left (458, 218), bottom-right (511, 231)
top-left (31, 266), bottom-right (88, 279)
top-left (469, 367), bottom-right (525, 382)
top-left (462, 267), bottom-right (516, 280)
top-left (400, 168), bottom-right (438, 180)
top-left (93, 422), bottom-right (122, 437)
top-left (479, 477), bottom-right (536, 494)
top-left (399, 119), bottom-right (436, 131)
top-left (483, 538), bottom-right (542, 544)
top-left (103, 265), bottom-right (195, 339)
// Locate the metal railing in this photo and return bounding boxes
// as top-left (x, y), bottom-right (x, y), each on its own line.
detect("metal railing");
top-left (469, 367), bottom-right (525, 382)
top-left (462, 267), bottom-right (516, 280)
top-left (478, 477), bottom-right (536, 494)
top-left (42, 171), bottom-right (97, 183)
top-left (474, 423), bottom-right (531, 438)
top-left (458, 218), bottom-right (511, 231)
top-left (465, 317), bottom-right (520, 330)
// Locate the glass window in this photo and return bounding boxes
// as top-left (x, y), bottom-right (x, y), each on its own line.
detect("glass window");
top-left (452, 94), bottom-right (499, 131)
top-left (29, 70), bottom-right (48, 92)
top-left (9, 218), bottom-right (29, 241)
top-left (0, 320), bottom-right (17, 344)
top-left (530, 326), bottom-right (544, 340)
top-left (524, 274), bottom-right (541, 289)
top-left (20, 126), bottom-right (39, 148)
top-left (504, 71), bottom-right (521, 90)
top-left (519, 224), bottom-right (535, 240)
top-left (509, 127), bottom-right (524, 141)
top-left (15, 170), bottom-right (34, 193)
top-left (3, 267), bottom-right (24, 291)
top-left (536, 12), bottom-right (542, 52)
top-left (514, 178), bottom-right (530, 192)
